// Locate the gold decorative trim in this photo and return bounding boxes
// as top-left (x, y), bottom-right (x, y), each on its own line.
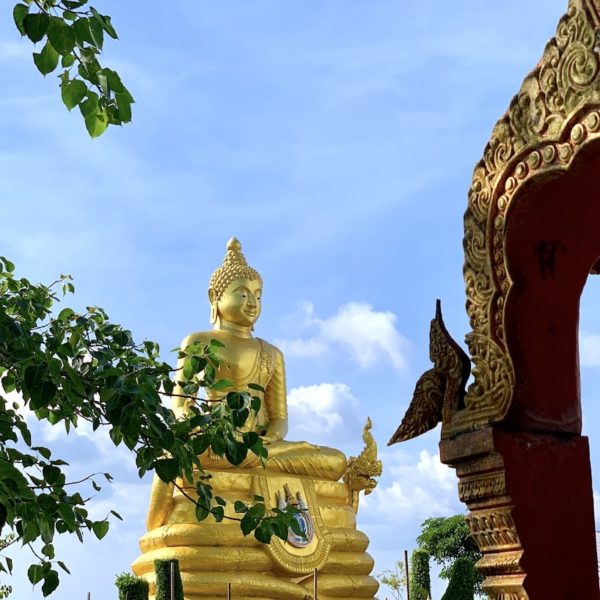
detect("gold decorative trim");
top-left (466, 507), bottom-right (521, 552)
top-left (452, 0), bottom-right (600, 435)
top-left (256, 476), bottom-right (332, 575)
top-left (458, 470), bottom-right (506, 504)
top-left (476, 551), bottom-right (524, 576)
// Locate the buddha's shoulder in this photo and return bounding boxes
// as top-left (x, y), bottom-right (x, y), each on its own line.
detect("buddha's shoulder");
top-left (256, 338), bottom-right (284, 361)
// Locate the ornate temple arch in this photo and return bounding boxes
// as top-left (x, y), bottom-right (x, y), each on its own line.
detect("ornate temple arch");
top-left (392, 0), bottom-right (600, 597)
top-left (455, 0), bottom-right (600, 437)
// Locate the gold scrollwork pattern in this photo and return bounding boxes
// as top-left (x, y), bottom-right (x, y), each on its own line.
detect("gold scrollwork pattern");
top-left (456, 0), bottom-right (600, 435)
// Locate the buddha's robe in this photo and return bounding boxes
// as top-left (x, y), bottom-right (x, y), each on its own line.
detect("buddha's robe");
top-left (193, 331), bottom-right (347, 480)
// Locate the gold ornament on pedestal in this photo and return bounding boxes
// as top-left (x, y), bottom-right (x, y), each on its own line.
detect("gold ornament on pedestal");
top-left (132, 238), bottom-right (381, 600)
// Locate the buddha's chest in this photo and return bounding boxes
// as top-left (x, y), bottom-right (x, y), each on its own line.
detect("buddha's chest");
top-left (216, 339), bottom-right (274, 386)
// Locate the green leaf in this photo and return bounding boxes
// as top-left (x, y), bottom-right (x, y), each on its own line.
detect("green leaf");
top-left (233, 500), bottom-right (248, 514)
top-left (61, 53), bottom-right (75, 68)
top-left (88, 16), bottom-right (104, 49)
top-left (155, 458), bottom-right (179, 483)
top-left (104, 69), bottom-right (124, 93)
top-left (0, 257), bottom-right (15, 272)
top-left (57, 561), bottom-right (70, 574)
top-left (47, 18), bottom-right (75, 54)
top-left (73, 18), bottom-right (93, 45)
top-left (13, 4), bottom-right (29, 36)
top-left (41, 569), bottom-right (59, 597)
top-left (79, 91), bottom-right (98, 118)
top-left (98, 71), bottom-right (109, 96)
top-left (33, 42), bottom-right (59, 76)
top-left (194, 503), bottom-right (209, 522)
top-left (247, 383), bottom-right (265, 392)
top-left (42, 465), bottom-right (61, 485)
top-left (85, 108), bottom-right (108, 138)
top-left (23, 365), bottom-right (57, 410)
top-left (92, 520), bottom-right (109, 540)
top-left (61, 79), bottom-right (87, 111)
top-left (2, 373), bottom-right (16, 394)
top-left (254, 523), bottom-right (271, 543)
top-left (211, 379), bottom-right (233, 392)
top-left (90, 8), bottom-right (118, 39)
top-left (27, 564), bottom-right (45, 585)
top-left (23, 12), bottom-right (49, 43)
top-left (211, 506), bottom-right (224, 522)
top-left (115, 93), bottom-right (132, 123)
top-left (41, 544), bottom-right (55, 559)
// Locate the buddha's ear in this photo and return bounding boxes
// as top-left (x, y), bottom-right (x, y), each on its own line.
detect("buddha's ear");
top-left (208, 288), bottom-right (218, 324)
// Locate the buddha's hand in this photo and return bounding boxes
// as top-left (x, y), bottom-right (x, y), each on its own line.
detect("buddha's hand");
top-left (260, 432), bottom-right (280, 445)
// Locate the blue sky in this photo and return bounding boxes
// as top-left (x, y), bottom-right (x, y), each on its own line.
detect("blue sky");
top-left (4, 1), bottom-right (600, 598)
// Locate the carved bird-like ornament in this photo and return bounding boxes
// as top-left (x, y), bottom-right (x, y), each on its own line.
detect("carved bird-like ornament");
top-left (388, 300), bottom-right (470, 445)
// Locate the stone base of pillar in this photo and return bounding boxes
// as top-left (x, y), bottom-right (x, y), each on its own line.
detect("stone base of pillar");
top-left (440, 427), bottom-right (599, 600)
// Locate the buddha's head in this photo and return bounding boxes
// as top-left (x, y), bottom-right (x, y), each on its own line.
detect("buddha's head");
top-left (208, 238), bottom-right (263, 329)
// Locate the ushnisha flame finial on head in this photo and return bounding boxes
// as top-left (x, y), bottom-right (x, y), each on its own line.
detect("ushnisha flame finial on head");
top-left (208, 237), bottom-right (263, 324)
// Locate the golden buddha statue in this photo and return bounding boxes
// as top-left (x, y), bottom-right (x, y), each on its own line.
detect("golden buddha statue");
top-left (133, 238), bottom-right (381, 600)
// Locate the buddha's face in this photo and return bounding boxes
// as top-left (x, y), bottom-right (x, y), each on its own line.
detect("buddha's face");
top-left (213, 278), bottom-right (262, 328)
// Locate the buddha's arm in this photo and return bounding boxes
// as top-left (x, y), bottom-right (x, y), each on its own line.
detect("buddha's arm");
top-left (147, 336), bottom-right (195, 529)
top-left (263, 348), bottom-right (288, 442)
top-left (171, 335), bottom-right (197, 418)
top-left (147, 474), bottom-right (174, 530)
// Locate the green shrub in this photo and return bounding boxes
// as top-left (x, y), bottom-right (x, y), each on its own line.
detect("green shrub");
top-left (409, 549), bottom-right (431, 600)
top-left (440, 557), bottom-right (478, 600)
top-left (154, 559), bottom-right (184, 600)
top-left (115, 572), bottom-right (149, 600)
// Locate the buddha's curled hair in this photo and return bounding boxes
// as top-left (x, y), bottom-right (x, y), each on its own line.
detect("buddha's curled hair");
top-left (209, 237), bottom-right (263, 300)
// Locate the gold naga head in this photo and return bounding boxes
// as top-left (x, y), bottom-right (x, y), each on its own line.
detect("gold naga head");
top-left (208, 237), bottom-right (263, 327)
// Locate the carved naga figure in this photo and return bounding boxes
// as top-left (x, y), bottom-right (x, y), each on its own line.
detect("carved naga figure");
top-left (390, 1), bottom-right (600, 598)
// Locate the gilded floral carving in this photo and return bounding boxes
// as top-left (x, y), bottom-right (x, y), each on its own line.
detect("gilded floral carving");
top-left (457, 0), bottom-right (600, 434)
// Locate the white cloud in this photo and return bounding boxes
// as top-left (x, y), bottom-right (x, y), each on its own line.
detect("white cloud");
top-left (580, 331), bottom-right (600, 368)
top-left (277, 301), bottom-right (410, 371)
top-left (361, 449), bottom-right (460, 523)
top-left (287, 382), bottom-right (362, 447)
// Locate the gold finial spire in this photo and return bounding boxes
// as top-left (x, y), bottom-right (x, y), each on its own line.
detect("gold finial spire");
top-left (227, 237), bottom-right (242, 253)
top-left (209, 237), bottom-right (262, 301)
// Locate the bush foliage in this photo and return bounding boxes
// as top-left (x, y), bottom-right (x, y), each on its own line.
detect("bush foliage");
top-left (115, 572), bottom-right (149, 600)
top-left (155, 560), bottom-right (184, 600)
top-left (409, 549), bottom-right (431, 600)
top-left (440, 557), bottom-right (478, 600)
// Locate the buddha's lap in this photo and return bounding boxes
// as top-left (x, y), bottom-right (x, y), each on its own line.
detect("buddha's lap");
top-left (201, 441), bottom-right (347, 481)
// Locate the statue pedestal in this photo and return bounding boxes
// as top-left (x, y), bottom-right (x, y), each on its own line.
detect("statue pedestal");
top-left (441, 427), bottom-right (600, 599)
top-left (132, 470), bottom-right (379, 600)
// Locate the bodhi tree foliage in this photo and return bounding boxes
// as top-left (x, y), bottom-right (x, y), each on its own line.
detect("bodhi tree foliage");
top-left (417, 515), bottom-right (483, 597)
top-left (12, 0), bottom-right (132, 137)
top-left (0, 259), bottom-right (304, 596)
